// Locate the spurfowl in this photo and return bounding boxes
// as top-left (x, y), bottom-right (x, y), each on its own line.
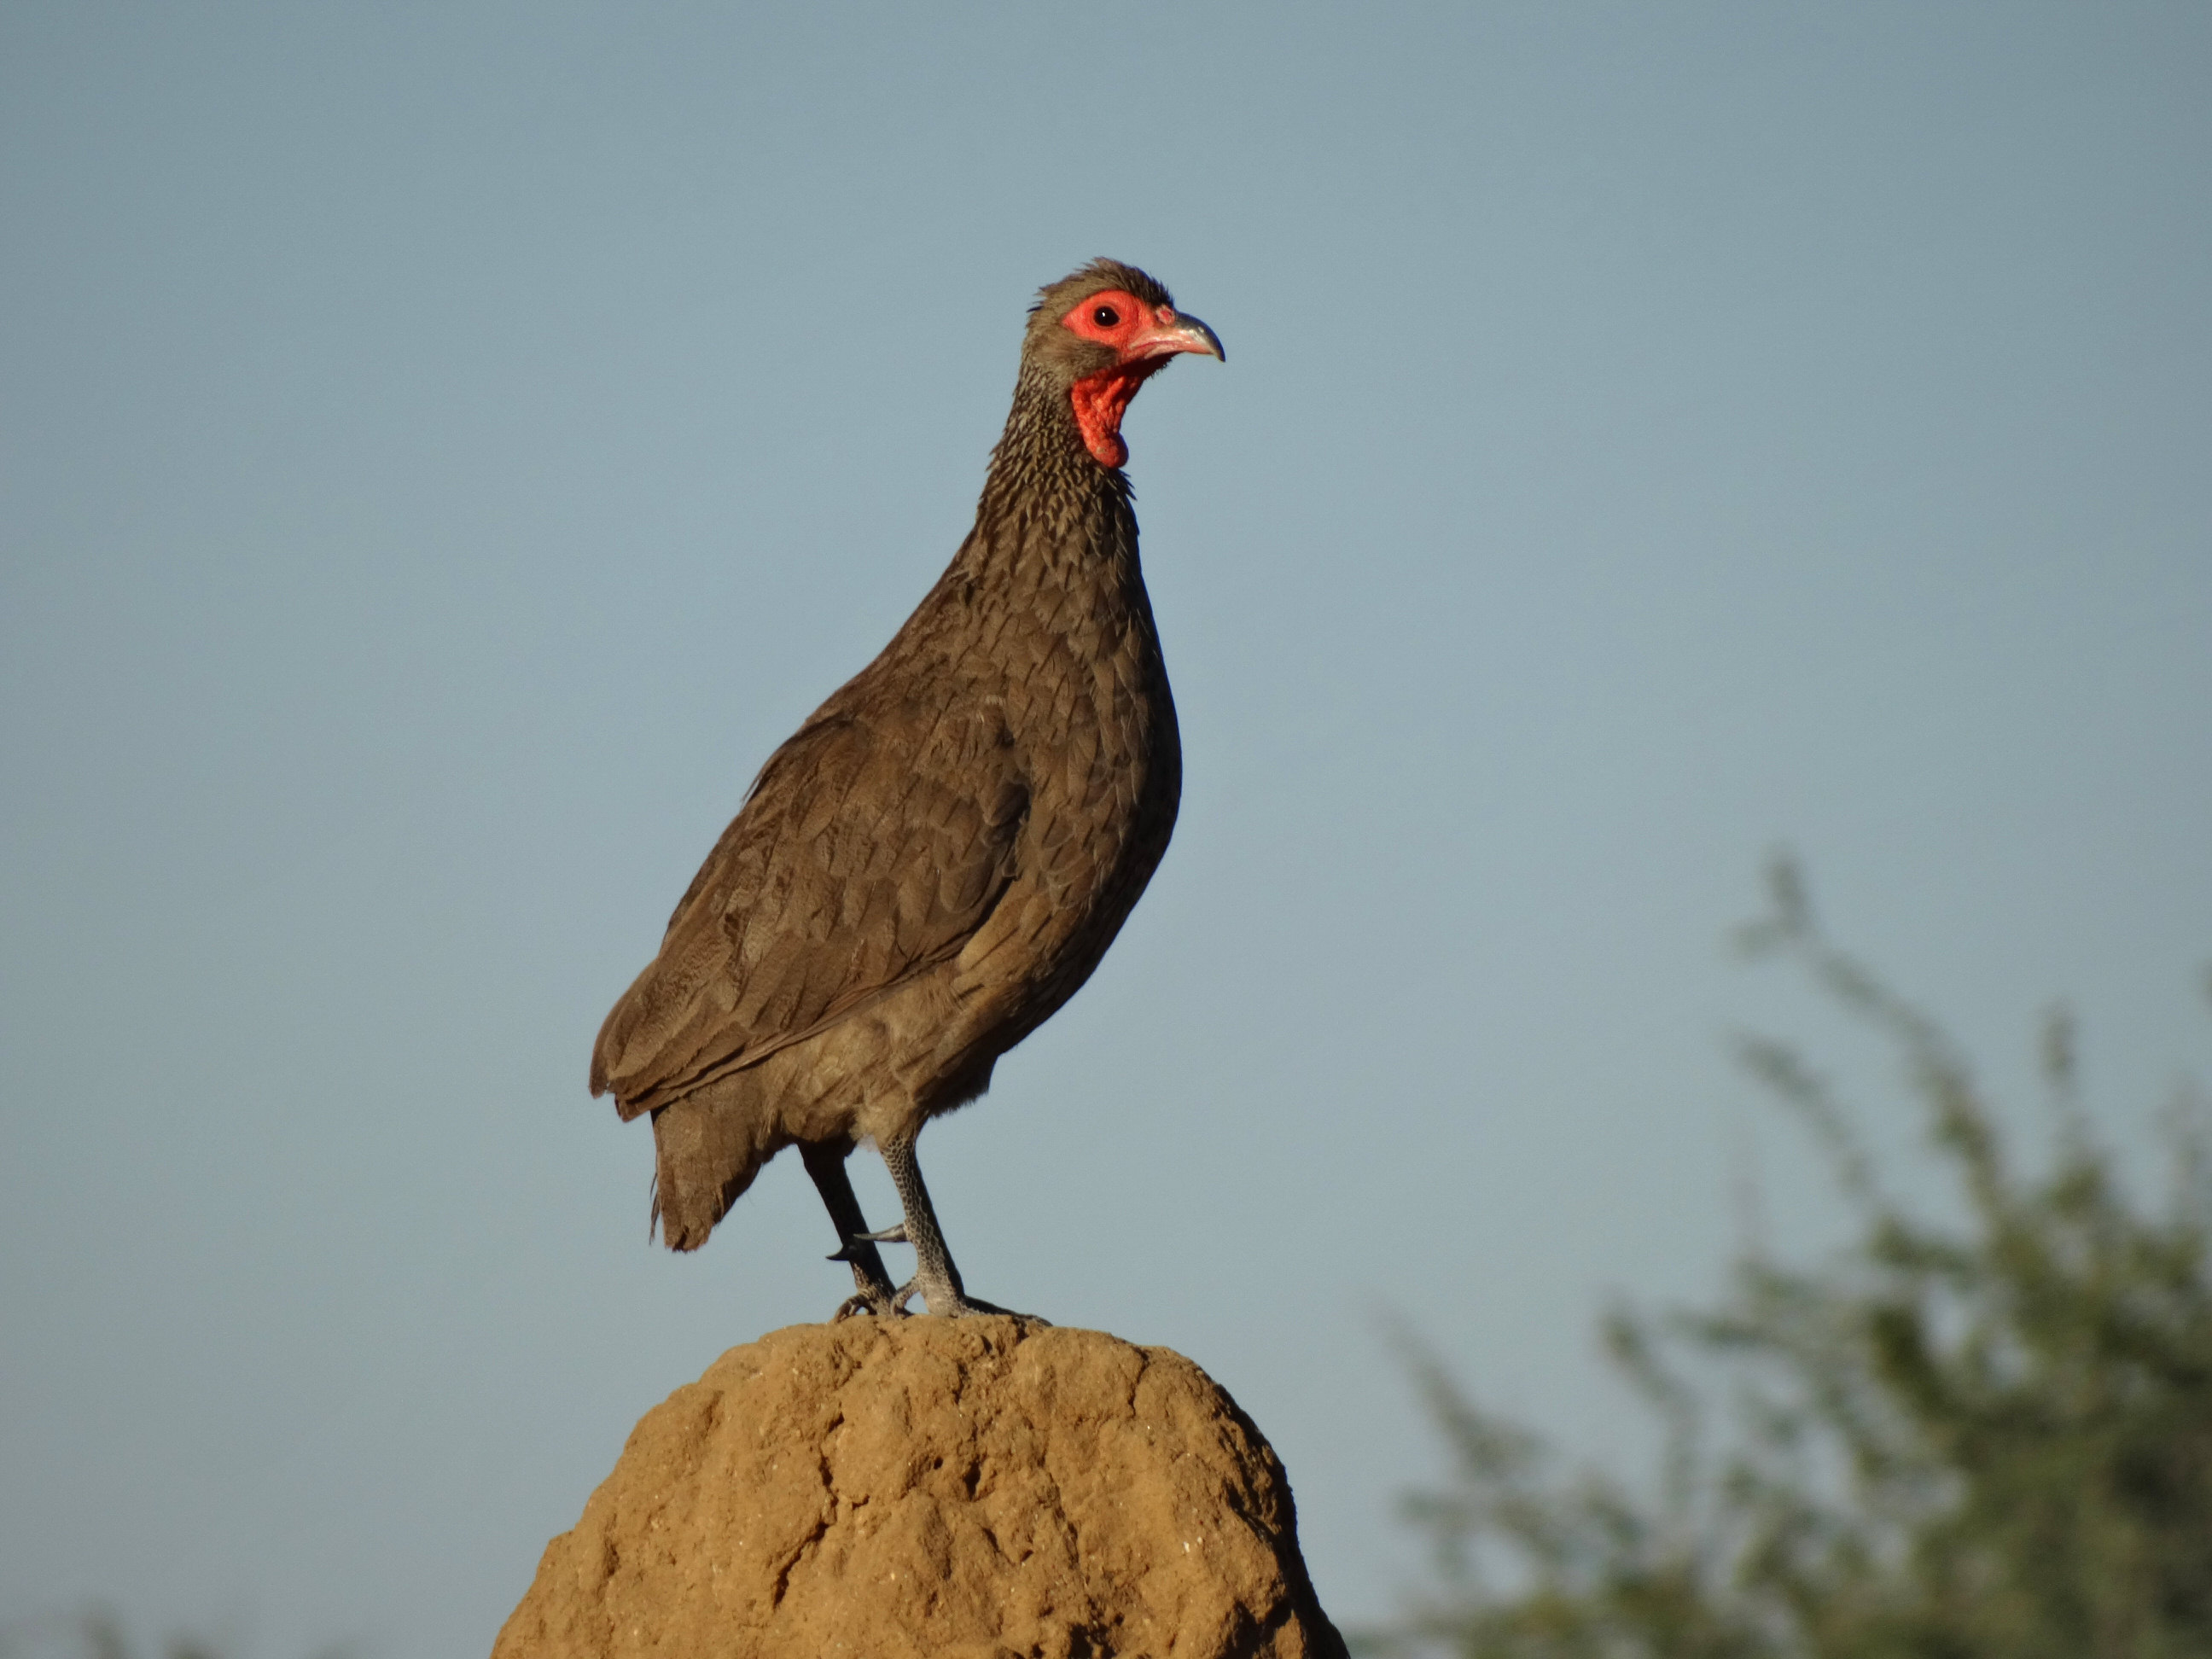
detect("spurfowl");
top-left (591, 259), bottom-right (1221, 1318)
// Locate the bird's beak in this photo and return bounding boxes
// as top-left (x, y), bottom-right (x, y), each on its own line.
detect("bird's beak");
top-left (1129, 306), bottom-right (1225, 364)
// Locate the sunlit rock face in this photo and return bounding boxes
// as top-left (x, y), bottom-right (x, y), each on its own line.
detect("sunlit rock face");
top-left (492, 1318), bottom-right (1346, 1659)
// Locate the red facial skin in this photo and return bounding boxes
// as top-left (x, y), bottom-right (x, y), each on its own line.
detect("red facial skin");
top-left (1060, 289), bottom-right (1219, 468)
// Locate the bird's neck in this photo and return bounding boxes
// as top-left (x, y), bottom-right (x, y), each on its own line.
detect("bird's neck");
top-left (963, 368), bottom-right (1138, 597)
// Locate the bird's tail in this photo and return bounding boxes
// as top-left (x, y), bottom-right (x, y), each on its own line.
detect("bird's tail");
top-left (648, 1083), bottom-right (774, 1252)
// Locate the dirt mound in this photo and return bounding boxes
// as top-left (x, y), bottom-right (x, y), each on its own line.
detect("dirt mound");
top-left (493, 1317), bottom-right (1346, 1659)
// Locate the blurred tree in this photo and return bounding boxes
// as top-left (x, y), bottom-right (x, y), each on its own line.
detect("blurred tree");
top-left (0, 1610), bottom-right (352, 1659)
top-left (1364, 860), bottom-right (2212, 1659)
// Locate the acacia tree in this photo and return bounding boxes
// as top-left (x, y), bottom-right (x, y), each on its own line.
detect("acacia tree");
top-left (1367, 863), bottom-right (2212, 1659)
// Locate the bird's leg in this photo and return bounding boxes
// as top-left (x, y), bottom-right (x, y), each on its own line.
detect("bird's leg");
top-left (877, 1133), bottom-right (1042, 1321)
top-left (800, 1140), bottom-right (905, 1320)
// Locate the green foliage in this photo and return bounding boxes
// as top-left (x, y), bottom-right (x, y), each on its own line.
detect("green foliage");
top-left (1365, 861), bottom-right (2212, 1659)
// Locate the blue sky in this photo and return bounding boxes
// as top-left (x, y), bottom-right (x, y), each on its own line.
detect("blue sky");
top-left (3, 3), bottom-right (2209, 1653)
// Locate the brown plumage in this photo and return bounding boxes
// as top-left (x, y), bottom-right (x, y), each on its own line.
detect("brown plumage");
top-left (591, 259), bottom-right (1222, 1317)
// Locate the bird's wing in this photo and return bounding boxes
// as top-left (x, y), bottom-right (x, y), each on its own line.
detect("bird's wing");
top-left (590, 690), bottom-right (1028, 1118)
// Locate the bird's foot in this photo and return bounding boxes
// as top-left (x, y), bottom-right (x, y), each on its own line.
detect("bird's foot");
top-left (824, 1242), bottom-right (907, 1322)
top-left (891, 1278), bottom-right (1050, 1323)
top-left (830, 1283), bottom-right (910, 1321)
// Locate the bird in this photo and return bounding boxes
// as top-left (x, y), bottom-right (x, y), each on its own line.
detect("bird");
top-left (590, 259), bottom-right (1222, 1318)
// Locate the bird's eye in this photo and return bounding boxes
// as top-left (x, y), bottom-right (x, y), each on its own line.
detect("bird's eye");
top-left (1091, 305), bottom-right (1121, 328)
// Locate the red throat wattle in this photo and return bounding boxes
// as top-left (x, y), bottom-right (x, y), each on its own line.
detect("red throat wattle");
top-left (1068, 358), bottom-right (1173, 469)
top-left (1057, 285), bottom-right (1220, 469)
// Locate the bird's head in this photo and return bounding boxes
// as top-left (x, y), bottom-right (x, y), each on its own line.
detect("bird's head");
top-left (1022, 259), bottom-right (1224, 469)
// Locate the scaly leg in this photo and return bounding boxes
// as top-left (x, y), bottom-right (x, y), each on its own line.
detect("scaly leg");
top-left (877, 1133), bottom-right (1042, 1320)
top-left (800, 1140), bottom-right (904, 1320)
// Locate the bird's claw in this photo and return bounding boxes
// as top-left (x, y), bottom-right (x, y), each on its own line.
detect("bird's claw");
top-left (826, 1223), bottom-right (909, 1266)
top-left (830, 1285), bottom-right (910, 1321)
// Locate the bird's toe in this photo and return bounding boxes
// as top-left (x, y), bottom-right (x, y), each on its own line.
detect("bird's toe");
top-left (830, 1287), bottom-right (911, 1321)
top-left (916, 1289), bottom-right (1051, 1323)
